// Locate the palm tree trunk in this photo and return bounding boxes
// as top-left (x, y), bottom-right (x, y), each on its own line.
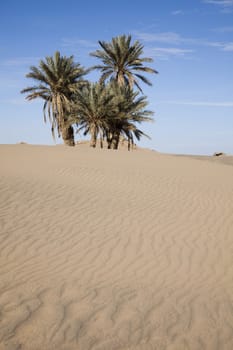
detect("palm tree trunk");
top-left (128, 137), bottom-right (131, 151)
top-left (111, 131), bottom-right (120, 150)
top-left (90, 125), bottom-right (97, 148)
top-left (106, 132), bottom-right (112, 149)
top-left (100, 138), bottom-right (103, 149)
top-left (99, 130), bottom-right (104, 148)
top-left (62, 125), bottom-right (75, 146)
top-left (117, 72), bottom-right (125, 86)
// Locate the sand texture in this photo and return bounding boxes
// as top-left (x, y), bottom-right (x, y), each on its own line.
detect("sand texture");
top-left (0, 144), bottom-right (233, 350)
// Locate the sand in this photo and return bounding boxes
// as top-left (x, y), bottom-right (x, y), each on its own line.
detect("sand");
top-left (0, 144), bottom-right (233, 350)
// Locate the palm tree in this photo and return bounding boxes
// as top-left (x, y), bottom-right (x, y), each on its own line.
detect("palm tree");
top-left (21, 51), bottom-right (87, 146)
top-left (73, 82), bottom-right (153, 150)
top-left (73, 82), bottom-right (117, 148)
top-left (90, 34), bottom-right (158, 92)
top-left (107, 84), bottom-right (154, 150)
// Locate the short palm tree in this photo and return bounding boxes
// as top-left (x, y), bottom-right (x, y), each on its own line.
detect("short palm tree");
top-left (107, 84), bottom-right (154, 150)
top-left (90, 34), bottom-right (158, 92)
top-left (73, 82), bottom-right (117, 148)
top-left (21, 51), bottom-right (87, 146)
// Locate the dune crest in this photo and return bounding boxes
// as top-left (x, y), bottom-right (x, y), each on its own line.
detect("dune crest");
top-left (0, 145), bottom-right (233, 350)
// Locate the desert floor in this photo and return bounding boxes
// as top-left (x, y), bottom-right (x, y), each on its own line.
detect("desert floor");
top-left (0, 144), bottom-right (233, 350)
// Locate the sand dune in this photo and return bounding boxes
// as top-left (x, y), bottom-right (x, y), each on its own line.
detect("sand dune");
top-left (0, 144), bottom-right (233, 350)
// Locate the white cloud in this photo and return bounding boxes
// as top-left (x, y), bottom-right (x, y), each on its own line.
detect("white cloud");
top-left (0, 97), bottom-right (28, 105)
top-left (147, 47), bottom-right (194, 59)
top-left (212, 26), bottom-right (233, 32)
top-left (134, 31), bottom-right (208, 47)
top-left (0, 78), bottom-right (22, 88)
top-left (158, 100), bottom-right (233, 107)
top-left (131, 31), bottom-right (195, 59)
top-left (171, 10), bottom-right (184, 15)
top-left (0, 57), bottom-right (40, 67)
top-left (208, 41), bottom-right (233, 50)
top-left (203, 0), bottom-right (233, 5)
top-left (133, 31), bottom-right (182, 44)
top-left (61, 38), bottom-right (97, 49)
top-left (134, 30), bottom-right (233, 55)
top-left (221, 42), bottom-right (233, 50)
top-left (203, 0), bottom-right (233, 11)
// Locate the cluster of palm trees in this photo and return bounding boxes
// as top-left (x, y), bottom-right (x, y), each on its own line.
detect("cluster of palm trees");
top-left (21, 35), bottom-right (158, 149)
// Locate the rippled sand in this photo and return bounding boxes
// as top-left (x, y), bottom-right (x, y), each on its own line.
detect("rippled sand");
top-left (0, 144), bottom-right (233, 350)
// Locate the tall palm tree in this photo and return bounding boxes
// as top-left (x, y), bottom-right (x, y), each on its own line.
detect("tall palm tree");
top-left (73, 82), bottom-right (117, 148)
top-left (21, 51), bottom-right (87, 146)
top-left (90, 34), bottom-right (158, 92)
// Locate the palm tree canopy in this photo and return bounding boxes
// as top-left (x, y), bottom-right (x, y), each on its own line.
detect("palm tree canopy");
top-left (21, 51), bottom-right (87, 139)
top-left (108, 83), bottom-right (154, 142)
top-left (72, 82), bottom-right (117, 138)
top-left (90, 34), bottom-right (158, 92)
top-left (72, 81), bottom-right (153, 148)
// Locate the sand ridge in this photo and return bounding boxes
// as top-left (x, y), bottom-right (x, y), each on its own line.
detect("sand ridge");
top-left (0, 144), bottom-right (233, 350)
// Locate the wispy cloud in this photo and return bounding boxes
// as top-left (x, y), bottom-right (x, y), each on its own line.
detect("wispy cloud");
top-left (146, 47), bottom-right (194, 60)
top-left (0, 97), bottom-right (29, 105)
top-left (171, 10), bottom-right (184, 15)
top-left (222, 42), bottom-right (233, 50)
top-left (61, 38), bottom-right (97, 49)
top-left (208, 41), bottom-right (233, 50)
top-left (133, 31), bottom-right (193, 59)
top-left (212, 26), bottom-right (233, 32)
top-left (203, 0), bottom-right (233, 12)
top-left (158, 100), bottom-right (233, 107)
top-left (203, 0), bottom-right (233, 6)
top-left (0, 78), bottom-right (22, 89)
top-left (0, 57), bottom-right (40, 67)
top-left (133, 31), bottom-right (182, 44)
top-left (134, 30), bottom-right (233, 54)
top-left (134, 30), bottom-right (205, 47)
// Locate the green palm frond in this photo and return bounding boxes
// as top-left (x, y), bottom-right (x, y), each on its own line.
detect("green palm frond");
top-left (21, 51), bottom-right (88, 142)
top-left (90, 34), bottom-right (158, 92)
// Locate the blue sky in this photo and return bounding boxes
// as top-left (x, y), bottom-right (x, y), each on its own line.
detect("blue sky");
top-left (1, 0), bottom-right (233, 155)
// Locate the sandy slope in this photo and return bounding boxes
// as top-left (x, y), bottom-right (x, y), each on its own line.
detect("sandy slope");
top-left (0, 144), bottom-right (233, 350)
